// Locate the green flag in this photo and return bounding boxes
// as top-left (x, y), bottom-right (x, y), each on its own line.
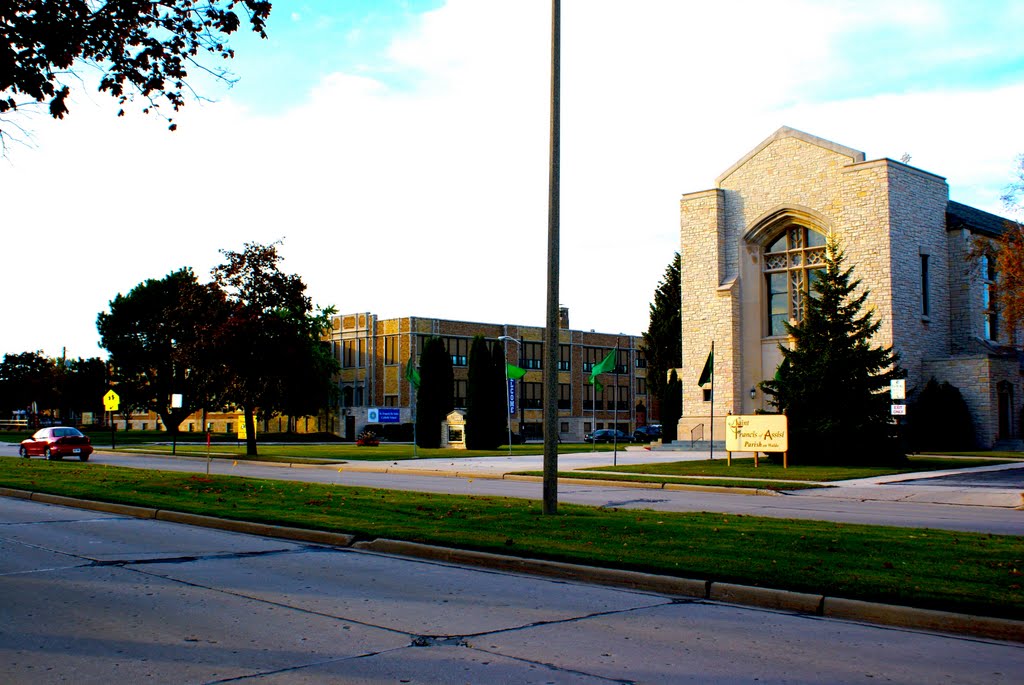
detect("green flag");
top-left (589, 349), bottom-right (616, 380)
top-left (697, 349), bottom-right (713, 386)
top-left (405, 358), bottom-right (421, 388)
top-left (589, 375), bottom-right (603, 394)
top-left (506, 363), bottom-right (527, 380)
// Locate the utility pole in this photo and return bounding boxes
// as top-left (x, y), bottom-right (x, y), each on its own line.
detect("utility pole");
top-left (543, 0), bottom-right (561, 516)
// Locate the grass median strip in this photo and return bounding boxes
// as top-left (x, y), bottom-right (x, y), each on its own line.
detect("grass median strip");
top-left (583, 456), bottom-right (1017, 481)
top-left (0, 458), bottom-right (1020, 621)
top-left (514, 470), bottom-right (824, 490)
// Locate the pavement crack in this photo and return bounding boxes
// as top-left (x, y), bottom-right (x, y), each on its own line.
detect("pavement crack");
top-left (600, 498), bottom-right (670, 508)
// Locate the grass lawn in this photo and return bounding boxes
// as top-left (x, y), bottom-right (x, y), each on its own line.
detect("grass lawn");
top-left (0, 458), bottom-right (1020, 620)
top-left (582, 455), bottom-right (1018, 482)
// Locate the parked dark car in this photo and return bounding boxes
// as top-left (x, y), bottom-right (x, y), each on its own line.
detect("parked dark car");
top-left (633, 425), bottom-right (663, 443)
top-left (584, 429), bottom-right (632, 443)
top-left (19, 427), bottom-right (93, 461)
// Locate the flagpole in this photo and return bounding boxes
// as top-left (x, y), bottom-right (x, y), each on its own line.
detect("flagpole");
top-left (709, 340), bottom-right (714, 461)
top-left (613, 344), bottom-right (619, 466)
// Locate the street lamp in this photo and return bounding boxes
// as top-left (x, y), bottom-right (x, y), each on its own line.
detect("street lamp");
top-left (498, 335), bottom-right (521, 455)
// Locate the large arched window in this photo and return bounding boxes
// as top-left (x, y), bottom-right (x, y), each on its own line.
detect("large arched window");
top-left (764, 226), bottom-right (827, 336)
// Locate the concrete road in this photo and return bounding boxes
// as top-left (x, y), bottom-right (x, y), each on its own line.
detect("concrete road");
top-left (1, 496), bottom-right (1021, 684)
top-left (3, 446), bottom-right (1019, 535)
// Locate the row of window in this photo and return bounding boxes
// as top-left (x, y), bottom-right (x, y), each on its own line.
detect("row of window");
top-left (766, 226), bottom-right (999, 342)
top-left (337, 335), bottom-right (647, 371)
top-left (341, 380), bottom-right (643, 409)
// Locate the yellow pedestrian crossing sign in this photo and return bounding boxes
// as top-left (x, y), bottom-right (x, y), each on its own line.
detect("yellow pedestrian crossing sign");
top-left (103, 390), bottom-right (120, 412)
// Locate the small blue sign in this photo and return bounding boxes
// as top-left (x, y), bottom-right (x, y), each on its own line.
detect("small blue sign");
top-left (378, 408), bottom-right (401, 423)
top-left (507, 379), bottom-right (516, 415)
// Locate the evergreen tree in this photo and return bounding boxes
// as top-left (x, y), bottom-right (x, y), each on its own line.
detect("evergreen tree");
top-left (909, 379), bottom-right (974, 452)
top-left (465, 336), bottom-right (498, 449)
top-left (642, 253), bottom-right (682, 405)
top-left (760, 235), bottom-right (901, 464)
top-left (660, 369), bottom-right (682, 443)
top-left (490, 342), bottom-right (512, 445)
top-left (415, 337), bottom-right (454, 449)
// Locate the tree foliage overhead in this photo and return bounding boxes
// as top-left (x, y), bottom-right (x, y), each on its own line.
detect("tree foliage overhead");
top-left (641, 252), bottom-right (681, 403)
top-left (212, 240), bottom-right (337, 455)
top-left (1, 0), bottom-right (272, 139)
top-left (97, 267), bottom-right (229, 433)
top-left (759, 235), bottom-right (902, 464)
top-left (975, 154), bottom-right (1024, 344)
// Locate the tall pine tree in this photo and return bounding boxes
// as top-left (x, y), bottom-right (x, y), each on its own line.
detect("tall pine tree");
top-left (642, 253), bottom-right (682, 404)
top-left (465, 336), bottom-right (499, 449)
top-left (759, 235), bottom-right (901, 464)
top-left (415, 337), bottom-right (454, 449)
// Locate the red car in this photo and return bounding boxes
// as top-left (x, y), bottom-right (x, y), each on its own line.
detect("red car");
top-left (19, 427), bottom-right (93, 461)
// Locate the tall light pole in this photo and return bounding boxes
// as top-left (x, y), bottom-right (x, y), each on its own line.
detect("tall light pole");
top-left (498, 335), bottom-right (521, 455)
top-left (543, 0), bottom-right (561, 516)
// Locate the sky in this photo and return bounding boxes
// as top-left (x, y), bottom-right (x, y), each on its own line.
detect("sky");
top-left (3, 0), bottom-right (1024, 361)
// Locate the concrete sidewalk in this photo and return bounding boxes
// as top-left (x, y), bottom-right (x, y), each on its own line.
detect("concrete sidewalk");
top-left (335, 447), bottom-right (1024, 509)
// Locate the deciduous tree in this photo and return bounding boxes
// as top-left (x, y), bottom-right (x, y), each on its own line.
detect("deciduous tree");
top-left (212, 240), bottom-right (336, 455)
top-left (1, 0), bottom-right (272, 144)
top-left (97, 267), bottom-right (229, 434)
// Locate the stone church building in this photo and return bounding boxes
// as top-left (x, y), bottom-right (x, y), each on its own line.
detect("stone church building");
top-left (678, 126), bottom-right (1020, 449)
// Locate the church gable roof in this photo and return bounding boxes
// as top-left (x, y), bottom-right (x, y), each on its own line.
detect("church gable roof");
top-left (716, 126), bottom-right (866, 187)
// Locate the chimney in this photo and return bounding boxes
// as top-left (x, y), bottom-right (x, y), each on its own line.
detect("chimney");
top-left (559, 306), bottom-right (570, 330)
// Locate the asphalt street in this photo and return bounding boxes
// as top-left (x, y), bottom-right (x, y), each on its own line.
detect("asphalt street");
top-left (1, 496), bottom-right (1021, 684)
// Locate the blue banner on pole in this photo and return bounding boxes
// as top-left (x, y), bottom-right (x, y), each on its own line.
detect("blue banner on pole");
top-left (507, 379), bottom-right (516, 414)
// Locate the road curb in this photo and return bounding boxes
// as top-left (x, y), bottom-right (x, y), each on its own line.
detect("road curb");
top-left (153, 510), bottom-right (357, 546)
top-left (2, 488), bottom-right (1021, 643)
top-left (822, 597), bottom-right (1024, 643)
top-left (709, 582), bottom-right (823, 613)
top-left (352, 538), bottom-right (710, 598)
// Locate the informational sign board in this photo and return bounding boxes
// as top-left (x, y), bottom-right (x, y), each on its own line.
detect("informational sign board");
top-left (891, 404), bottom-right (907, 416)
top-left (725, 414), bottom-right (789, 452)
top-left (890, 379), bottom-right (906, 401)
top-left (237, 413), bottom-right (254, 440)
top-left (171, 394), bottom-right (183, 409)
top-left (507, 379), bottom-right (516, 414)
top-left (377, 408), bottom-right (400, 423)
top-left (103, 390), bottom-right (120, 412)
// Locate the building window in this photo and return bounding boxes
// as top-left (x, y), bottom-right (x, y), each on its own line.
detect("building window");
top-left (384, 395), bottom-right (398, 407)
top-left (454, 380), bottom-right (467, 408)
top-left (702, 388), bottom-right (712, 402)
top-left (616, 385), bottom-right (629, 410)
top-left (343, 339), bottom-right (357, 367)
top-left (444, 337), bottom-right (469, 366)
top-left (523, 382), bottom-right (543, 409)
top-left (582, 347), bottom-right (606, 372)
top-left (920, 254), bottom-right (930, 318)
top-left (637, 377), bottom-right (647, 395)
top-left (558, 383), bottom-right (571, 410)
top-left (523, 342), bottom-right (543, 369)
top-left (615, 348), bottom-right (629, 374)
top-left (558, 344), bottom-right (571, 371)
top-left (982, 255), bottom-right (998, 340)
top-left (635, 349), bottom-right (647, 368)
top-left (384, 336), bottom-right (398, 365)
top-left (763, 226), bottom-right (826, 336)
top-left (560, 421), bottom-right (569, 434)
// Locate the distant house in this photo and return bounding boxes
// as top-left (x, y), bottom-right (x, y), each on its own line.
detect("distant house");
top-left (677, 126), bottom-right (1020, 448)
